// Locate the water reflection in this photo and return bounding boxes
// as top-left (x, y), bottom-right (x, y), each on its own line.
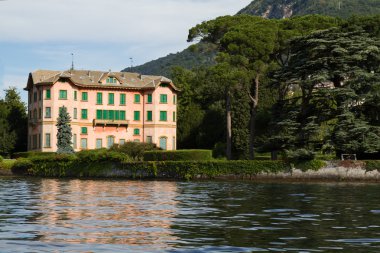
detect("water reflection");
top-left (1, 179), bottom-right (380, 252)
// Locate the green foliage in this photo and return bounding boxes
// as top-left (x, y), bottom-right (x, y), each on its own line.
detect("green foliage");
top-left (11, 158), bottom-right (33, 175)
top-left (0, 159), bottom-right (16, 171)
top-left (285, 149), bottom-right (316, 163)
top-left (239, 0), bottom-right (380, 19)
top-left (13, 151), bottom-right (56, 159)
top-left (76, 149), bottom-right (131, 162)
top-left (365, 160), bottom-right (380, 171)
top-left (56, 106), bottom-right (74, 154)
top-left (0, 155), bottom-right (3, 163)
top-left (109, 142), bottom-right (158, 160)
top-left (144, 150), bottom-right (213, 161)
top-left (295, 160), bottom-right (327, 172)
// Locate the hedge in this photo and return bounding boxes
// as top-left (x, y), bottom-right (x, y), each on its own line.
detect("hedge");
top-left (144, 150), bottom-right (212, 161)
top-left (365, 160), bottom-right (380, 171)
top-left (12, 152), bottom-right (56, 159)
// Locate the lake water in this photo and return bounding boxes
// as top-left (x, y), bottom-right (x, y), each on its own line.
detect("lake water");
top-left (0, 178), bottom-right (380, 252)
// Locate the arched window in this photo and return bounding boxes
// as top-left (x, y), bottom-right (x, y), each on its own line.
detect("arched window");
top-left (159, 136), bottom-right (167, 150)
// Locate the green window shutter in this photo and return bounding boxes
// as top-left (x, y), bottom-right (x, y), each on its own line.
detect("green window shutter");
top-left (173, 111), bottom-right (176, 122)
top-left (173, 95), bottom-right (176, 104)
top-left (74, 91), bottom-right (77, 100)
top-left (108, 93), bottom-right (114, 105)
top-left (120, 94), bottom-right (126, 105)
top-left (133, 128), bottom-right (140, 135)
top-left (160, 111), bottom-right (167, 121)
top-left (120, 111), bottom-right (126, 120)
top-left (74, 108), bottom-right (77, 119)
top-left (134, 94), bottom-right (140, 103)
top-left (115, 110), bottom-right (120, 120)
top-left (147, 111), bottom-right (152, 121)
top-left (82, 92), bottom-right (88, 101)
top-left (81, 127), bottom-right (88, 134)
top-left (103, 110), bottom-right (108, 120)
top-left (134, 111), bottom-right (140, 121)
top-left (97, 93), bottom-right (103, 104)
top-left (81, 109), bottom-right (88, 119)
top-left (147, 94), bottom-right (152, 103)
top-left (46, 89), bottom-right (51, 99)
top-left (109, 110), bottom-right (114, 120)
top-left (96, 110), bottom-right (102, 120)
top-left (59, 90), bottom-right (67, 99)
top-left (160, 94), bottom-right (167, 103)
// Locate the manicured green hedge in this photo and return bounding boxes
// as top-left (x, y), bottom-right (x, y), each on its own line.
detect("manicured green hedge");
top-left (20, 158), bottom-right (289, 179)
top-left (144, 150), bottom-right (213, 161)
top-left (365, 160), bottom-right (380, 171)
top-left (12, 152), bottom-right (56, 159)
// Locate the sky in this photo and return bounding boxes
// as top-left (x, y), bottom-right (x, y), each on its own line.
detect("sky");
top-left (0, 0), bottom-right (252, 101)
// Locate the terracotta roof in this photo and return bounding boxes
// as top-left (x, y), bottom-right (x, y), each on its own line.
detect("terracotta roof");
top-left (26, 69), bottom-right (179, 91)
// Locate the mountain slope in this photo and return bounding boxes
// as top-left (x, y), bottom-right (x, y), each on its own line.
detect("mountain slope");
top-left (123, 0), bottom-right (380, 77)
top-left (238, 0), bottom-right (380, 19)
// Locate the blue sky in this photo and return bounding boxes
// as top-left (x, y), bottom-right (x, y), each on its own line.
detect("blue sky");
top-left (0, 0), bottom-right (251, 102)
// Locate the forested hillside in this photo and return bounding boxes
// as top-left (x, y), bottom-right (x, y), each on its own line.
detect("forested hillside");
top-left (124, 0), bottom-right (380, 77)
top-left (239, 0), bottom-right (380, 19)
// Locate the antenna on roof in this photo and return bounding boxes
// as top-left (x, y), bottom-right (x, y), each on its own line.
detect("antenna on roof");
top-left (130, 57), bottom-right (134, 69)
top-left (71, 53), bottom-right (75, 70)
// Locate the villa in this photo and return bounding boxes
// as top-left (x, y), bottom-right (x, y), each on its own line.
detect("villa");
top-left (25, 69), bottom-right (178, 152)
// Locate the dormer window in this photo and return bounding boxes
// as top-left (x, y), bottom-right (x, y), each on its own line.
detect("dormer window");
top-left (106, 77), bottom-right (117, 84)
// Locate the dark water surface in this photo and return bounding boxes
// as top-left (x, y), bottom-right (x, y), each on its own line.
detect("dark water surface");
top-left (0, 178), bottom-right (380, 252)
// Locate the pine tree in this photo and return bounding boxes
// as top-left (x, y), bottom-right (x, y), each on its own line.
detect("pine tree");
top-left (56, 106), bottom-right (74, 154)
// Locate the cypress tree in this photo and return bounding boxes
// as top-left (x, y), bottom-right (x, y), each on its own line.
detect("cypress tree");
top-left (56, 106), bottom-right (74, 154)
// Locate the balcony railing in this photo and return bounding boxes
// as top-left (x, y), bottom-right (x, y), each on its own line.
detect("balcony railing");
top-left (93, 119), bottom-right (129, 127)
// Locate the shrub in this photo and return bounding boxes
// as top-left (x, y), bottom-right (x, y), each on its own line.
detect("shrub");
top-left (212, 142), bottom-right (226, 158)
top-left (285, 149), bottom-right (315, 163)
top-left (13, 152), bottom-right (56, 159)
top-left (110, 142), bottom-right (158, 160)
top-left (0, 155), bottom-right (3, 163)
top-left (144, 150), bottom-right (213, 161)
top-left (365, 160), bottom-right (380, 171)
top-left (76, 149), bottom-right (130, 162)
top-left (11, 158), bottom-right (34, 175)
top-left (295, 160), bottom-right (327, 172)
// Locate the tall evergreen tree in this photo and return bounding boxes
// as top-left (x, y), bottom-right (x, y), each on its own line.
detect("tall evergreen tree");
top-left (56, 106), bottom-right (74, 154)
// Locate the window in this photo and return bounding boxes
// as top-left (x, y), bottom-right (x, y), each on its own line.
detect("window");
top-left (74, 108), bottom-right (77, 119)
top-left (160, 111), bottom-right (167, 121)
top-left (134, 128), bottom-right (140, 136)
top-left (81, 138), bottom-right (88, 149)
top-left (34, 91), bottom-right (37, 102)
top-left (96, 139), bottom-right (103, 149)
top-left (45, 133), bottom-right (51, 148)
top-left (146, 136), bottom-right (153, 143)
top-left (106, 77), bottom-right (117, 84)
top-left (173, 95), bottom-right (177, 104)
top-left (73, 134), bottom-right (77, 149)
top-left (107, 136), bottom-right (115, 148)
top-left (147, 111), bottom-right (153, 121)
top-left (59, 90), bottom-right (67, 99)
top-left (147, 94), bottom-right (152, 103)
top-left (96, 110), bottom-right (102, 120)
top-left (108, 93), bottom-right (114, 105)
top-left (46, 89), bottom-right (51, 99)
top-left (74, 91), bottom-right (77, 101)
top-left (81, 127), bottom-right (88, 135)
top-left (120, 111), bottom-right (126, 120)
top-left (160, 94), bottom-right (168, 104)
top-left (134, 111), bottom-right (140, 121)
top-left (159, 137), bottom-right (167, 150)
top-left (81, 109), bottom-right (88, 119)
top-left (45, 107), bottom-right (51, 118)
top-left (120, 94), bottom-right (126, 105)
top-left (119, 139), bottom-right (125, 145)
top-left (82, 92), bottom-right (88, 101)
top-left (97, 93), bottom-right (103, 104)
top-left (108, 110), bottom-right (114, 120)
top-left (173, 111), bottom-right (176, 122)
top-left (33, 109), bottom-right (37, 120)
top-left (134, 94), bottom-right (140, 103)
top-left (38, 108), bottom-right (42, 119)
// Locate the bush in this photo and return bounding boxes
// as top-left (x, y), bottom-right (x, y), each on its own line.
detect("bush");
top-left (11, 158), bottom-right (34, 175)
top-left (0, 155), bottom-right (3, 163)
top-left (212, 142), bottom-right (226, 158)
top-left (110, 142), bottom-right (158, 160)
top-left (295, 160), bottom-right (327, 172)
top-left (285, 149), bottom-right (315, 163)
top-left (365, 160), bottom-right (380, 171)
top-left (13, 152), bottom-right (56, 159)
top-left (144, 150), bottom-right (213, 161)
top-left (76, 149), bottom-right (130, 162)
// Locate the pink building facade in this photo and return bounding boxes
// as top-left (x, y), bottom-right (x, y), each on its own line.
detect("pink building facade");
top-left (25, 70), bottom-right (178, 152)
